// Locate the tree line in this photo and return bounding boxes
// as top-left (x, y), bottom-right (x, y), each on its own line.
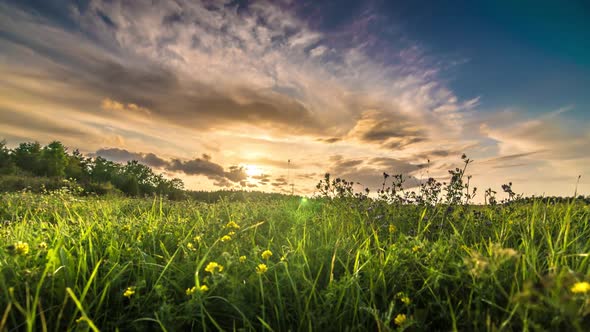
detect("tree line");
top-left (0, 140), bottom-right (185, 199)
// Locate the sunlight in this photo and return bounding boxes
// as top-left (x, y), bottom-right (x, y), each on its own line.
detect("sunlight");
top-left (244, 164), bottom-right (262, 177)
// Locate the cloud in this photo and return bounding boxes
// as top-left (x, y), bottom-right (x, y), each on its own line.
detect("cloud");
top-left (0, 0), bottom-right (478, 146)
top-left (316, 137), bottom-right (342, 143)
top-left (95, 148), bottom-right (168, 168)
top-left (95, 148), bottom-right (247, 187)
top-left (271, 176), bottom-right (289, 188)
top-left (101, 98), bottom-right (151, 115)
top-left (3, 1), bottom-right (586, 196)
top-left (345, 110), bottom-right (427, 150)
top-left (325, 156), bottom-right (425, 191)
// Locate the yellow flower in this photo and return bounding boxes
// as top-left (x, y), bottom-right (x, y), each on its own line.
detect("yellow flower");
top-left (194, 235), bottom-right (202, 242)
top-left (261, 250), bottom-right (273, 260)
top-left (256, 263), bottom-right (268, 274)
top-left (228, 231), bottom-right (236, 236)
top-left (394, 313), bottom-right (407, 326)
top-left (225, 221), bottom-right (240, 229)
top-left (221, 235), bottom-right (231, 242)
top-left (187, 243), bottom-right (195, 250)
top-left (571, 281), bottom-right (590, 294)
top-left (205, 262), bottom-right (224, 274)
top-left (123, 287), bottom-right (136, 297)
top-left (412, 245), bottom-right (420, 253)
top-left (38, 242), bottom-right (48, 250)
top-left (187, 284), bottom-right (208, 295)
top-left (239, 255), bottom-right (247, 263)
top-left (388, 224), bottom-right (396, 233)
top-left (14, 241), bottom-right (30, 255)
top-left (186, 286), bottom-right (197, 295)
top-left (395, 292), bottom-right (410, 304)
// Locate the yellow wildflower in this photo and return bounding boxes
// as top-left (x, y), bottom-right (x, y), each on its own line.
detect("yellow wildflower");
top-left (396, 292), bottom-right (410, 304)
top-left (187, 243), bottom-right (195, 250)
top-left (394, 313), bottom-right (407, 326)
top-left (14, 241), bottom-right (30, 255)
top-left (221, 235), bottom-right (231, 242)
top-left (239, 255), bottom-right (247, 263)
top-left (412, 245), bottom-right (420, 253)
top-left (571, 281), bottom-right (590, 294)
top-left (200, 285), bottom-right (209, 292)
top-left (261, 250), bottom-right (273, 260)
top-left (186, 286), bottom-right (197, 295)
top-left (205, 262), bottom-right (224, 274)
top-left (123, 287), bottom-right (136, 298)
top-left (388, 224), bottom-right (396, 233)
top-left (256, 263), bottom-right (268, 274)
top-left (194, 235), bottom-right (202, 242)
top-left (38, 242), bottom-right (48, 250)
top-left (225, 221), bottom-right (240, 229)
top-left (228, 231), bottom-right (236, 236)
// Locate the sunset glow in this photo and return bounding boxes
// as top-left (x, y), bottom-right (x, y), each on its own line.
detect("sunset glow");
top-left (0, 0), bottom-right (588, 198)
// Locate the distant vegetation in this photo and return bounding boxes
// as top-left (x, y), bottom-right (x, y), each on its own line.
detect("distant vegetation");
top-left (0, 140), bottom-right (186, 199)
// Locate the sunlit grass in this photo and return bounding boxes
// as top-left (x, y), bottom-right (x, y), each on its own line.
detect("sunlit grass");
top-left (1, 190), bottom-right (589, 331)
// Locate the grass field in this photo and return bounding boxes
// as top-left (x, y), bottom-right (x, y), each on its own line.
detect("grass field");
top-left (1, 190), bottom-right (590, 331)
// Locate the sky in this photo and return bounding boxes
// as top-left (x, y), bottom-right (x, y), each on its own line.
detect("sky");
top-left (1, 0), bottom-right (589, 198)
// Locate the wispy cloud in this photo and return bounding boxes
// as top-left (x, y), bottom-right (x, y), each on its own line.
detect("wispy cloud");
top-left (0, 1), bottom-right (587, 196)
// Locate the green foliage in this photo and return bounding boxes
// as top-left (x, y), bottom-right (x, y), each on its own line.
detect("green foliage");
top-left (1, 192), bottom-right (589, 331)
top-left (0, 140), bottom-right (185, 199)
top-left (12, 141), bottom-right (42, 175)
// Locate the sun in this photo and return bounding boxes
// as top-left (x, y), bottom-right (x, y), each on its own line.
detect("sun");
top-left (244, 164), bottom-right (262, 177)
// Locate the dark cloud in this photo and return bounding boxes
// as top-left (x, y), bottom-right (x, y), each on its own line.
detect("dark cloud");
top-left (347, 111), bottom-right (427, 150)
top-left (95, 148), bottom-right (168, 168)
top-left (316, 137), bottom-right (342, 143)
top-left (368, 157), bottom-right (426, 173)
top-left (169, 157), bottom-right (225, 177)
top-left (252, 174), bottom-right (272, 185)
top-left (383, 137), bottom-right (426, 150)
top-left (325, 156), bottom-right (425, 191)
top-left (225, 166), bottom-right (248, 183)
top-left (0, 108), bottom-right (90, 139)
top-left (271, 176), bottom-right (289, 188)
top-left (95, 147), bottom-right (247, 186)
top-left (296, 172), bottom-right (318, 180)
top-left (335, 159), bottom-right (364, 169)
top-left (482, 151), bottom-right (544, 164)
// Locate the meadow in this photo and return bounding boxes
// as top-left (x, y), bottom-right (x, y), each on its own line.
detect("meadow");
top-left (1, 188), bottom-right (590, 331)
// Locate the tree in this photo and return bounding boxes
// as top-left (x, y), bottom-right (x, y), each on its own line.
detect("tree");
top-left (123, 160), bottom-right (156, 195)
top-left (90, 157), bottom-right (120, 183)
top-left (40, 141), bottom-right (68, 177)
top-left (0, 140), bottom-right (16, 174)
top-left (65, 149), bottom-right (90, 181)
top-left (13, 142), bottom-right (42, 175)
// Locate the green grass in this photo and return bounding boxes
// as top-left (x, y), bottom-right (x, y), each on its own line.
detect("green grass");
top-left (1, 190), bottom-right (590, 331)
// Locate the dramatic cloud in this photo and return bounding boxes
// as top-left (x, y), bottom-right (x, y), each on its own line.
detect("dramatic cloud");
top-left (95, 148), bottom-right (247, 187)
top-left (1, 1), bottom-right (587, 197)
top-left (95, 148), bottom-right (168, 168)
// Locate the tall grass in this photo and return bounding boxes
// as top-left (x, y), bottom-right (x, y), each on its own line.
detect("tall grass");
top-left (1, 190), bottom-right (589, 331)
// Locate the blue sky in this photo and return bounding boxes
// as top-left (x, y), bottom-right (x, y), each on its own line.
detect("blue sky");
top-left (0, 0), bottom-right (588, 197)
top-left (308, 0), bottom-right (590, 119)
